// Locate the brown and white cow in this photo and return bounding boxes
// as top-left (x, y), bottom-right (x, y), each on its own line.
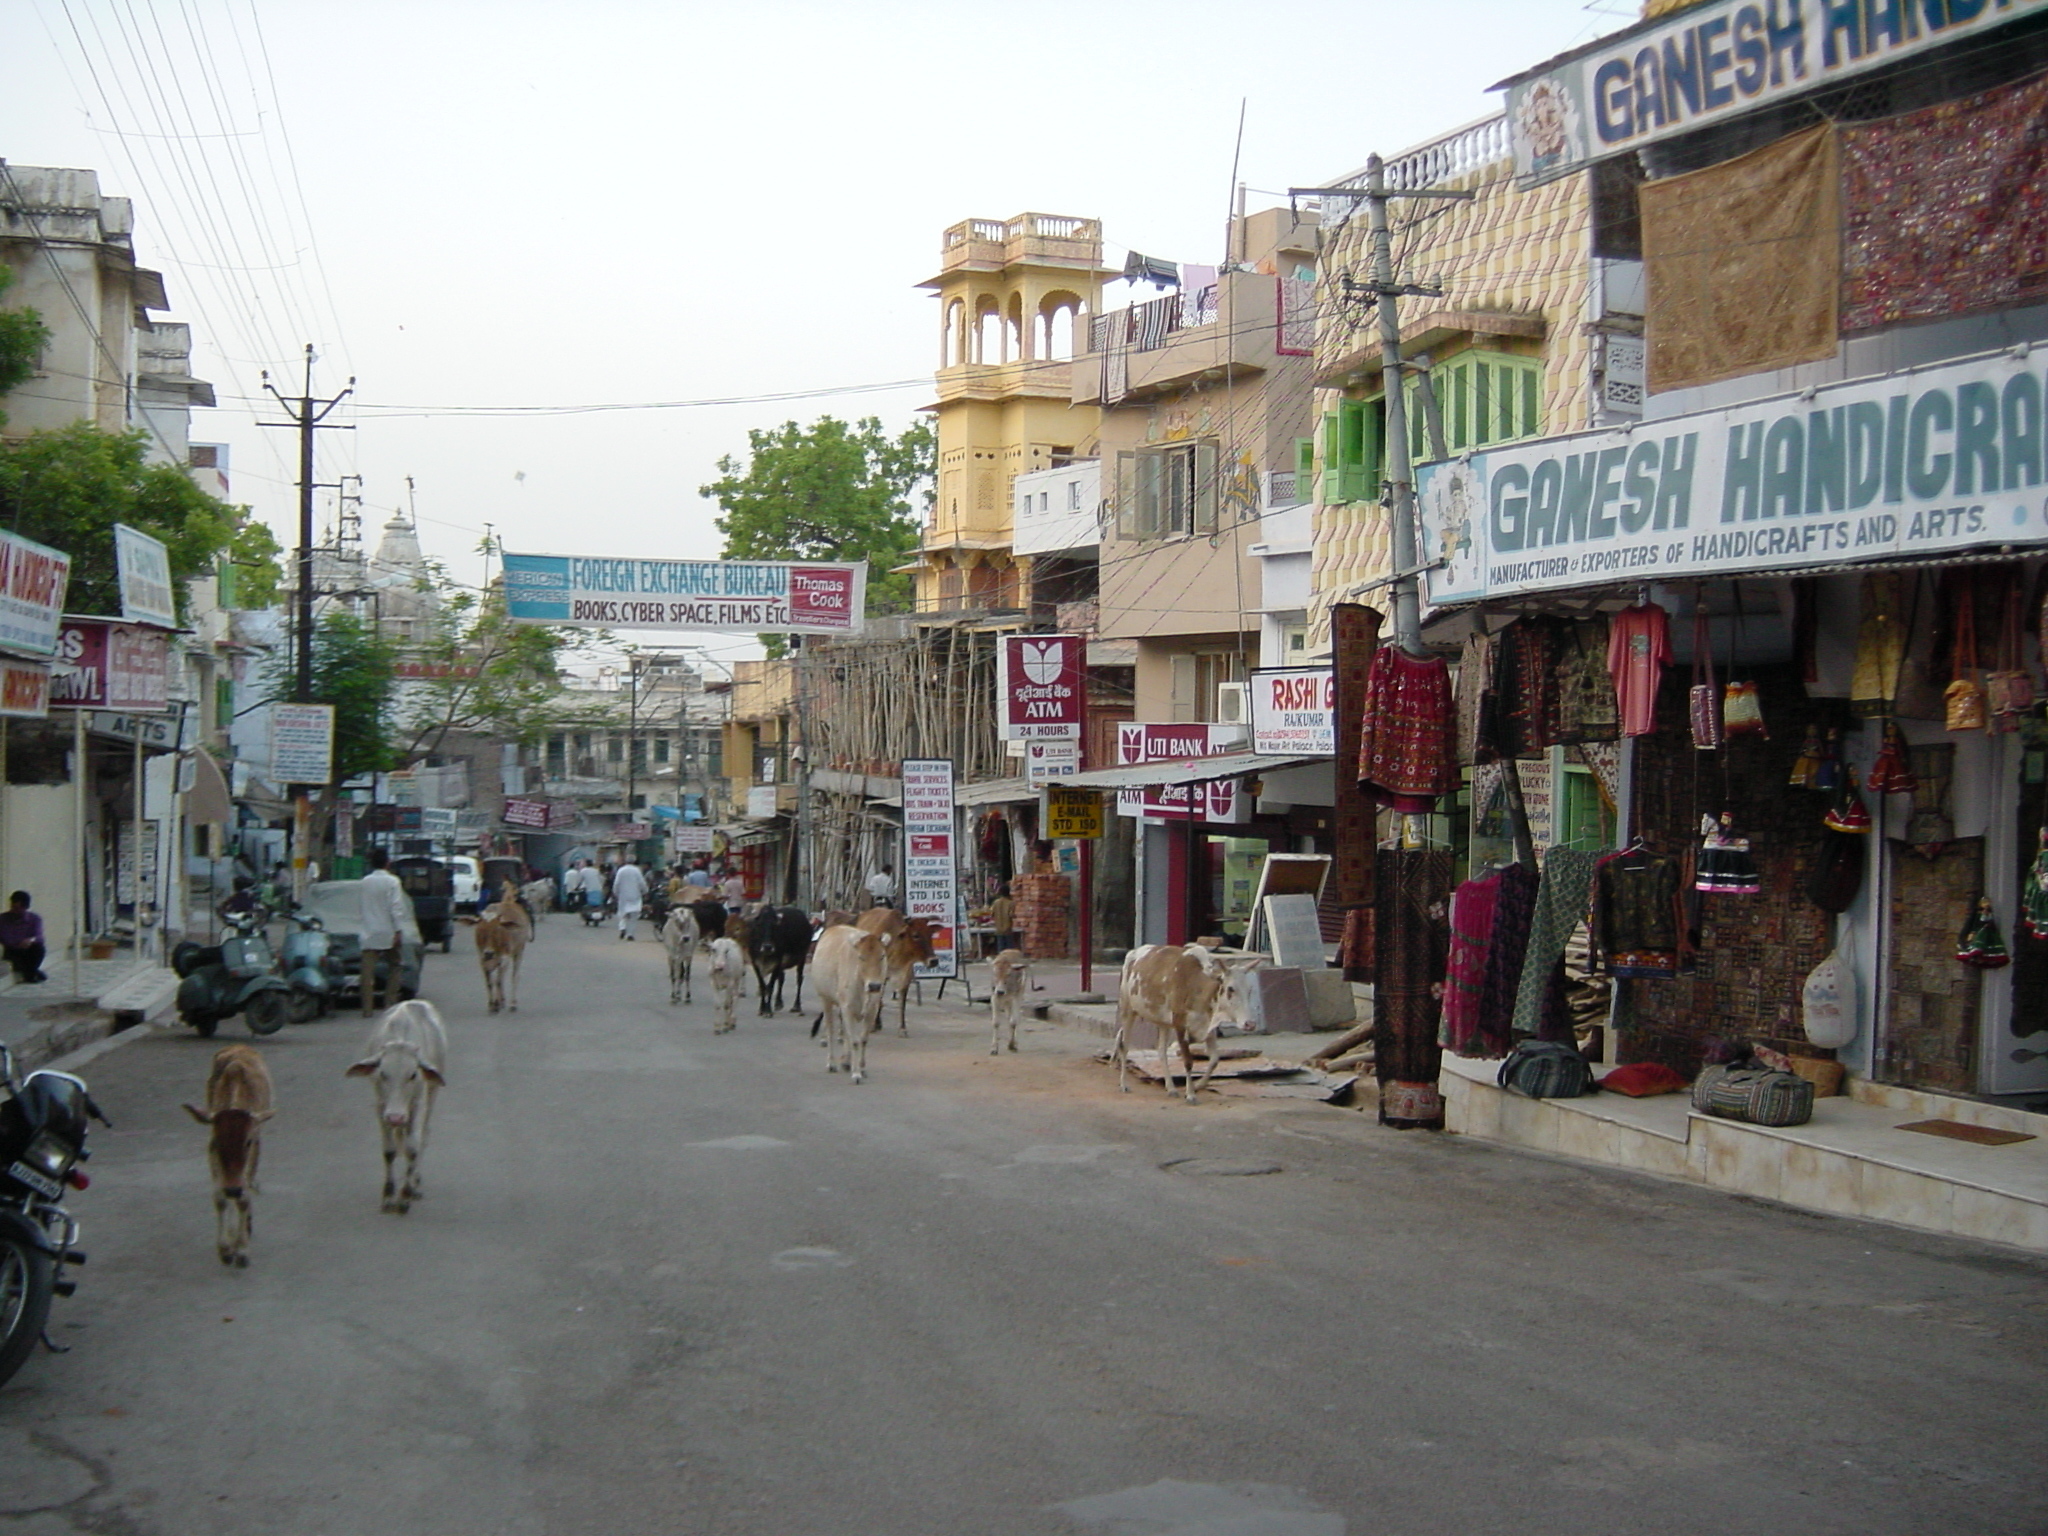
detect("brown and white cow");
top-left (1110, 944), bottom-right (1261, 1102)
top-left (345, 1000), bottom-right (448, 1214)
top-left (810, 924), bottom-right (890, 1083)
top-left (181, 1043), bottom-right (274, 1267)
top-left (988, 948), bottom-right (1029, 1056)
top-left (663, 906), bottom-right (701, 1004)
top-left (474, 884), bottom-right (532, 1014)
top-left (856, 908), bottom-right (937, 1035)
top-left (705, 936), bottom-right (747, 1033)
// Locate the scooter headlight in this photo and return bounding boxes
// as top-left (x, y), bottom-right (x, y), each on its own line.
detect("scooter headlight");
top-left (20, 1129), bottom-right (75, 1181)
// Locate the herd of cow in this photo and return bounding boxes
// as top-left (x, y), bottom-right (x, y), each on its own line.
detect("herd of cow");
top-left (179, 881), bottom-right (1267, 1268)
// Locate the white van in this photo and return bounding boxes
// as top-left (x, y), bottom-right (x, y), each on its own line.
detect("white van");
top-left (444, 855), bottom-right (483, 912)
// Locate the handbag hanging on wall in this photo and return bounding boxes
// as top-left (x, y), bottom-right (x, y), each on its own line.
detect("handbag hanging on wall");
top-left (1987, 574), bottom-right (2036, 734)
top-left (1690, 599), bottom-right (1724, 751)
top-left (1722, 587), bottom-right (1768, 738)
top-left (1946, 585), bottom-right (1989, 732)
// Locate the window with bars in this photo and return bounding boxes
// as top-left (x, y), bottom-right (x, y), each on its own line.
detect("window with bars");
top-left (1116, 439), bottom-right (1219, 541)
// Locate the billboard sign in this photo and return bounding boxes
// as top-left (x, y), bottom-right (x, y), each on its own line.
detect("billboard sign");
top-left (900, 757), bottom-right (959, 979)
top-left (1420, 348), bottom-right (2048, 607)
top-left (997, 633), bottom-right (1086, 740)
top-left (114, 523), bottom-right (177, 629)
top-left (501, 797), bottom-right (550, 829)
top-left (270, 703), bottom-right (335, 785)
top-left (0, 532), bottom-right (71, 657)
top-left (1025, 739), bottom-right (1080, 785)
top-left (51, 620), bottom-right (169, 710)
top-left (0, 659), bottom-right (48, 719)
top-left (1044, 784), bottom-right (1103, 839)
top-left (1249, 668), bottom-right (1335, 757)
top-left (1114, 721), bottom-right (1249, 824)
top-left (501, 553), bottom-right (865, 635)
top-left (1501, 0), bottom-right (2048, 185)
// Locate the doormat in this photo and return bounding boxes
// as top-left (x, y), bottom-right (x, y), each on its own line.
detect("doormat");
top-left (1896, 1119), bottom-right (2037, 1147)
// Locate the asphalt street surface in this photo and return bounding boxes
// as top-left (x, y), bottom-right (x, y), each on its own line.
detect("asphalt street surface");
top-left (3, 913), bottom-right (2045, 1535)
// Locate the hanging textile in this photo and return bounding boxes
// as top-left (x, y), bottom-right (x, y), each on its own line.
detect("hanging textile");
top-left (1641, 124), bottom-right (1840, 391)
top-left (1851, 571), bottom-right (1941, 720)
top-left (1357, 646), bottom-right (1458, 813)
top-left (1332, 604), bottom-right (1382, 982)
top-left (1373, 847), bottom-right (1451, 1129)
top-left (1509, 847), bottom-right (1603, 1040)
top-left (1443, 870), bottom-right (1505, 1058)
top-left (1556, 619), bottom-right (1620, 745)
top-left (1496, 617), bottom-right (1564, 759)
top-left (1840, 73), bottom-right (2048, 333)
top-left (1478, 862), bottom-right (1540, 1058)
top-left (1456, 628), bottom-right (1501, 767)
top-left (1607, 602), bottom-right (1672, 738)
top-left (1591, 848), bottom-right (1683, 979)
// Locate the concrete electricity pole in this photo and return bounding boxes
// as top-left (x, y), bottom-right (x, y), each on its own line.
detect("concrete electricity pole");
top-left (261, 345), bottom-right (354, 704)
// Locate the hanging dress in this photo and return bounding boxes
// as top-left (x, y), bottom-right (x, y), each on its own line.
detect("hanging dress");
top-left (1357, 646), bottom-right (1459, 813)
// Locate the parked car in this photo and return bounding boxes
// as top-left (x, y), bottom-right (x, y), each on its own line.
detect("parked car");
top-left (445, 855), bottom-right (483, 913)
top-left (300, 880), bottom-right (425, 1006)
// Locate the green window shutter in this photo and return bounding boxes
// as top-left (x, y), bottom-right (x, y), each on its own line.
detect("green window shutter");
top-left (1356, 399), bottom-right (1384, 503)
top-left (1520, 364), bottom-right (1542, 442)
top-left (1295, 436), bottom-right (1315, 488)
top-left (1115, 450), bottom-right (1139, 539)
top-left (1194, 440), bottom-right (1219, 534)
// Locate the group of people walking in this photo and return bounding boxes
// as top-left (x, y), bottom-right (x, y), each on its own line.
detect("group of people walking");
top-left (561, 854), bottom-right (746, 940)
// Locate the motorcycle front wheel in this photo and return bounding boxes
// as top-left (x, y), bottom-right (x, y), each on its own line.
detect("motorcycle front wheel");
top-left (0, 1228), bottom-right (54, 1388)
top-left (245, 988), bottom-right (289, 1036)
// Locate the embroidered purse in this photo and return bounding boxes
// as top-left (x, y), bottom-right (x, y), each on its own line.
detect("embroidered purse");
top-left (1689, 604), bottom-right (1723, 751)
top-left (1723, 679), bottom-right (1767, 737)
top-left (1945, 592), bottom-right (1988, 732)
top-left (1987, 579), bottom-right (2035, 733)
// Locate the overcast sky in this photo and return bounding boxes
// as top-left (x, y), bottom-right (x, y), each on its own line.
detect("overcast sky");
top-left (12, 0), bottom-right (1624, 666)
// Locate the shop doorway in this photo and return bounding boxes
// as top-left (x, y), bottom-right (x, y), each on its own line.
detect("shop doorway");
top-left (1881, 838), bottom-right (1983, 1095)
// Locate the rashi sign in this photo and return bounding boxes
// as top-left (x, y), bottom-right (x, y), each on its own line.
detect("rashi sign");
top-left (501, 554), bottom-right (865, 635)
top-left (1421, 348), bottom-right (2048, 606)
top-left (1500, 0), bottom-right (2048, 185)
top-left (0, 532), bottom-right (70, 657)
top-left (1249, 668), bottom-right (1335, 756)
top-left (1115, 722), bottom-right (1248, 824)
top-left (997, 633), bottom-right (1085, 740)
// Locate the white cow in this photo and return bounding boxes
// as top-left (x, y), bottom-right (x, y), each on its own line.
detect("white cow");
top-left (989, 948), bottom-right (1028, 1056)
top-left (706, 936), bottom-right (747, 1033)
top-left (811, 925), bottom-right (890, 1083)
top-left (344, 1000), bottom-right (448, 1213)
top-left (663, 907), bottom-right (701, 1004)
top-left (1110, 945), bottom-right (1260, 1102)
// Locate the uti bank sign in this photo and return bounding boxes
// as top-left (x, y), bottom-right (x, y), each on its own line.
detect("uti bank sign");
top-left (1421, 349), bottom-right (2048, 605)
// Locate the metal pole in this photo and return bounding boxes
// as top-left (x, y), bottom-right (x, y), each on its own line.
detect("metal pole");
top-left (132, 733), bottom-right (144, 968)
top-left (1366, 155), bottom-right (1423, 657)
top-left (1078, 837), bottom-right (1093, 993)
top-left (72, 707), bottom-right (84, 998)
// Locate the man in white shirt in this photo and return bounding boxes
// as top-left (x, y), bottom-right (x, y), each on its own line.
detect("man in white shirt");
top-left (610, 855), bottom-right (648, 940)
top-left (564, 858), bottom-right (602, 915)
top-left (864, 863), bottom-right (895, 909)
top-left (359, 847), bottom-right (421, 1016)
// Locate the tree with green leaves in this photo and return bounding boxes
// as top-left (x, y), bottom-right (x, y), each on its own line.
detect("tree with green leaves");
top-left (285, 608), bottom-right (399, 784)
top-left (0, 267), bottom-right (51, 416)
top-left (702, 415), bottom-right (934, 630)
top-left (0, 420), bottom-right (282, 615)
top-left (392, 574), bottom-right (574, 761)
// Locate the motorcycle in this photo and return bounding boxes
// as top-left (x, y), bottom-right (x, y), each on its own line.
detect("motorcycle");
top-left (0, 1040), bottom-right (101, 1387)
top-left (278, 908), bottom-right (334, 1023)
top-left (172, 908), bottom-right (292, 1037)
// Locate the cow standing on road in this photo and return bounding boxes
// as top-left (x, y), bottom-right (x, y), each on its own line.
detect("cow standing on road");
top-left (663, 906), bottom-right (701, 1004)
top-left (345, 1000), bottom-right (448, 1214)
top-left (706, 936), bottom-right (747, 1033)
top-left (988, 949), bottom-right (1029, 1057)
top-left (1110, 945), bottom-right (1260, 1102)
top-left (811, 925), bottom-right (889, 1083)
top-left (749, 905), bottom-right (815, 1015)
top-left (181, 1044), bottom-right (274, 1267)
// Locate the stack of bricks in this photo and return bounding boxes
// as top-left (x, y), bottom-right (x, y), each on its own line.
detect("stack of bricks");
top-left (1011, 872), bottom-right (1070, 959)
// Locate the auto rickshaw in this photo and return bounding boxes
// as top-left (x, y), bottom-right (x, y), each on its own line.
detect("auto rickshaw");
top-left (391, 855), bottom-right (456, 953)
top-left (480, 857), bottom-right (527, 909)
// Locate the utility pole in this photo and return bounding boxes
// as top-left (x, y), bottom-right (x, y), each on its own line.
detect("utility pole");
top-left (261, 345), bottom-right (354, 703)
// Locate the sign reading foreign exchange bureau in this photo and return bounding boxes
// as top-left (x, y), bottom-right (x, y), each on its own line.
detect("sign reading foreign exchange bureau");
top-left (1419, 349), bottom-right (2048, 607)
top-left (502, 554), bottom-right (865, 635)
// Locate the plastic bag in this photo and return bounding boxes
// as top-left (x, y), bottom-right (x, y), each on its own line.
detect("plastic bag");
top-left (1802, 932), bottom-right (1857, 1049)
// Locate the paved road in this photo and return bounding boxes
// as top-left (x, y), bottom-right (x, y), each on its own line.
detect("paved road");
top-left (4, 916), bottom-right (2045, 1535)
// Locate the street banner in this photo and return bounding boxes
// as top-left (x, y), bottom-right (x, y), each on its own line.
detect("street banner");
top-left (997, 633), bottom-right (1085, 740)
top-left (0, 659), bottom-right (48, 719)
top-left (113, 524), bottom-right (176, 629)
top-left (1420, 347), bottom-right (2048, 607)
top-left (1115, 722), bottom-right (1249, 824)
top-left (1500, 0), bottom-right (2048, 185)
top-left (500, 553), bottom-right (865, 635)
top-left (1044, 784), bottom-right (1103, 840)
top-left (901, 757), bottom-right (959, 980)
top-left (501, 797), bottom-right (550, 829)
top-left (51, 620), bottom-right (169, 710)
top-left (1249, 668), bottom-right (1335, 757)
top-left (269, 703), bottom-right (335, 785)
top-left (0, 531), bottom-right (70, 657)
top-left (1025, 739), bottom-right (1080, 785)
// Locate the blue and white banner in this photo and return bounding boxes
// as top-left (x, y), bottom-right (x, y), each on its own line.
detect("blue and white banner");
top-left (1420, 348), bottom-right (2048, 605)
top-left (502, 553), bottom-right (865, 635)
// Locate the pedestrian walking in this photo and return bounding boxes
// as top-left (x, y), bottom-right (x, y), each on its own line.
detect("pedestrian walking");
top-left (611, 856), bottom-right (648, 940)
top-left (358, 848), bottom-right (420, 1015)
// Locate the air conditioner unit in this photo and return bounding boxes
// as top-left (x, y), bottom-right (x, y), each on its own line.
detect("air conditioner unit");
top-left (1216, 682), bottom-right (1249, 727)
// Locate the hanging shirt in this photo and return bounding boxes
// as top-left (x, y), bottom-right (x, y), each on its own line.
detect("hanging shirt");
top-left (1606, 602), bottom-right (1672, 738)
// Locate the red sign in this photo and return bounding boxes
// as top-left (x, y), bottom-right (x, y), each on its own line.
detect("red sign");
top-left (1000, 633), bottom-right (1085, 741)
top-left (1116, 721), bottom-right (1248, 824)
top-left (51, 620), bottom-right (169, 710)
top-left (908, 832), bottom-right (949, 856)
top-left (786, 565), bottom-right (860, 629)
top-left (0, 660), bottom-right (49, 718)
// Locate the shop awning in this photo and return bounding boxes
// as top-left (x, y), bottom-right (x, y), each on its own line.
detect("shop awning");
top-left (1061, 752), bottom-right (1328, 791)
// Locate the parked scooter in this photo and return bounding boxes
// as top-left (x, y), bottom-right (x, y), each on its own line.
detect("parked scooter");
top-left (278, 908), bottom-right (334, 1023)
top-left (0, 1039), bottom-right (101, 1387)
top-left (172, 909), bottom-right (292, 1037)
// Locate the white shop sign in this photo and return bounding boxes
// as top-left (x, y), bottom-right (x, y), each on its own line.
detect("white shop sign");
top-left (900, 757), bottom-right (959, 979)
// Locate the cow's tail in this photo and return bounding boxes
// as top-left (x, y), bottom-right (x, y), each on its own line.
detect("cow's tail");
top-left (809, 1011), bottom-right (823, 1038)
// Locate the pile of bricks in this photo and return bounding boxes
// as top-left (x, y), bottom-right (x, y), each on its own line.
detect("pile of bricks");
top-left (1011, 872), bottom-right (1070, 959)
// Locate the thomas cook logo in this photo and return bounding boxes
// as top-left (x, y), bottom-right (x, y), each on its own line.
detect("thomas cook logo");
top-left (1020, 640), bottom-right (1066, 685)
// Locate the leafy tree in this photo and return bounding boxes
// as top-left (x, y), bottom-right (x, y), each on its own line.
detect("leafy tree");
top-left (0, 266), bottom-right (51, 418)
top-left (702, 415), bottom-right (935, 641)
top-left (0, 421), bottom-right (283, 615)
top-left (391, 570), bottom-right (574, 761)
top-left (269, 607), bottom-right (398, 784)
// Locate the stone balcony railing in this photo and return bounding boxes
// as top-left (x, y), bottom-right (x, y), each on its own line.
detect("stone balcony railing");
top-left (939, 212), bottom-right (1104, 273)
top-left (1325, 114), bottom-right (1511, 197)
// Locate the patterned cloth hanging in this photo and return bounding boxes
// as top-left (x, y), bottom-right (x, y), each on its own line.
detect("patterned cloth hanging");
top-left (1357, 647), bottom-right (1458, 813)
top-left (1373, 847), bottom-right (1452, 1129)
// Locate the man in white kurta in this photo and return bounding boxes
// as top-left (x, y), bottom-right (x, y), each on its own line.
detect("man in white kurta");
top-left (610, 856), bottom-right (648, 941)
top-left (359, 847), bottom-right (421, 1015)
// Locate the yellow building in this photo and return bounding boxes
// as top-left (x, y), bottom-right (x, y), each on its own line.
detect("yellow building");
top-left (911, 214), bottom-right (1109, 615)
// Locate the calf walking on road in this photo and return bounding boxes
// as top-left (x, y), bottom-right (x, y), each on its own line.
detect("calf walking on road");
top-left (706, 936), bottom-right (747, 1033)
top-left (345, 1000), bottom-right (447, 1214)
top-left (475, 886), bottom-right (532, 1014)
top-left (988, 949), bottom-right (1028, 1056)
top-left (663, 907), bottom-right (701, 1004)
top-left (181, 1044), bottom-right (274, 1267)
